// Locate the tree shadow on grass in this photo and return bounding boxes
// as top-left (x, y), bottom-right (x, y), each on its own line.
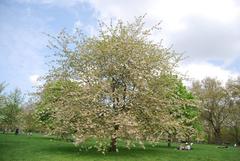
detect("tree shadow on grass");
top-left (39, 136), bottom-right (181, 160)
top-left (41, 144), bottom-right (162, 158)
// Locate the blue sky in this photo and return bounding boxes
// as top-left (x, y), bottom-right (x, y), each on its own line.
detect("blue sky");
top-left (0, 0), bottom-right (97, 94)
top-left (1, 0), bottom-right (240, 96)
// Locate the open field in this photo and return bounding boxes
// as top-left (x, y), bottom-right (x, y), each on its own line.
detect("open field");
top-left (0, 134), bottom-right (239, 161)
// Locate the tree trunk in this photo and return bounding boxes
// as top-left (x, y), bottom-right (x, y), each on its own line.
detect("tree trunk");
top-left (206, 123), bottom-right (212, 144)
top-left (207, 130), bottom-right (211, 144)
top-left (234, 126), bottom-right (239, 144)
top-left (109, 124), bottom-right (119, 152)
top-left (214, 128), bottom-right (222, 144)
top-left (110, 136), bottom-right (117, 152)
top-left (167, 134), bottom-right (171, 147)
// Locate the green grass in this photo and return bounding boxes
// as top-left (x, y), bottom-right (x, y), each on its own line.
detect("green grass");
top-left (0, 134), bottom-right (239, 161)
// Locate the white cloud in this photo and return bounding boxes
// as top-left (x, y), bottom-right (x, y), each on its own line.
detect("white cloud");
top-left (87, 0), bottom-right (240, 27)
top-left (178, 62), bottom-right (239, 84)
top-left (86, 0), bottom-right (240, 79)
top-left (29, 74), bottom-right (40, 86)
top-left (16, 0), bottom-right (85, 7)
top-left (19, 0), bottom-right (240, 26)
top-left (15, 0), bottom-right (240, 85)
top-left (87, 0), bottom-right (240, 61)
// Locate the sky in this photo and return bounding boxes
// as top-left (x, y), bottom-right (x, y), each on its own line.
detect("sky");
top-left (0, 0), bottom-right (240, 95)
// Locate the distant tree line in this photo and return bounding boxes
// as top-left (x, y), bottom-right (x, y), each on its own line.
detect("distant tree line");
top-left (0, 83), bottom-right (39, 134)
top-left (191, 77), bottom-right (240, 145)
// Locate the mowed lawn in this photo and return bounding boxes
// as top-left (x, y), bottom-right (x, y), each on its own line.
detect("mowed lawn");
top-left (0, 134), bottom-right (239, 161)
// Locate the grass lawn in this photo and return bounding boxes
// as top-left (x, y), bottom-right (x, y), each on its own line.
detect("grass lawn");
top-left (0, 134), bottom-right (239, 161)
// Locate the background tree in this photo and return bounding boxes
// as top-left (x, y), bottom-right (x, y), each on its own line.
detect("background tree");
top-left (0, 82), bottom-right (7, 132)
top-left (0, 82), bottom-right (6, 105)
top-left (19, 99), bottom-right (39, 134)
top-left (36, 16), bottom-right (198, 153)
top-left (226, 77), bottom-right (240, 144)
top-left (191, 78), bottom-right (231, 144)
top-left (1, 88), bottom-right (23, 132)
top-left (164, 78), bottom-right (202, 147)
top-left (35, 79), bottom-right (82, 137)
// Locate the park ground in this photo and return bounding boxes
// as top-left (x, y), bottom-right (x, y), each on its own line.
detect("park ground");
top-left (0, 134), bottom-right (239, 161)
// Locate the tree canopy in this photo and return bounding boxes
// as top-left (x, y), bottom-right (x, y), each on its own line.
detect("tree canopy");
top-left (36, 16), bottom-right (198, 153)
top-left (191, 78), bottom-right (232, 144)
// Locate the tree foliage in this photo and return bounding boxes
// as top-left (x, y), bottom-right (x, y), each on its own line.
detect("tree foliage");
top-left (19, 100), bottom-right (39, 133)
top-left (164, 79), bottom-right (203, 146)
top-left (0, 88), bottom-right (23, 132)
top-left (226, 77), bottom-right (240, 144)
top-left (0, 82), bottom-right (7, 131)
top-left (36, 16), bottom-right (198, 153)
top-left (191, 78), bottom-right (232, 144)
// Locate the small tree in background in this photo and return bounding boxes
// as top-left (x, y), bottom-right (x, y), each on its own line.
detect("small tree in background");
top-left (19, 100), bottom-right (39, 134)
top-left (0, 88), bottom-right (23, 132)
top-left (0, 82), bottom-right (7, 132)
top-left (163, 78), bottom-right (203, 147)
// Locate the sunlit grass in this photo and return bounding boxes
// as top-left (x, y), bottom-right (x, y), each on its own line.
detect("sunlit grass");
top-left (0, 134), bottom-right (239, 161)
